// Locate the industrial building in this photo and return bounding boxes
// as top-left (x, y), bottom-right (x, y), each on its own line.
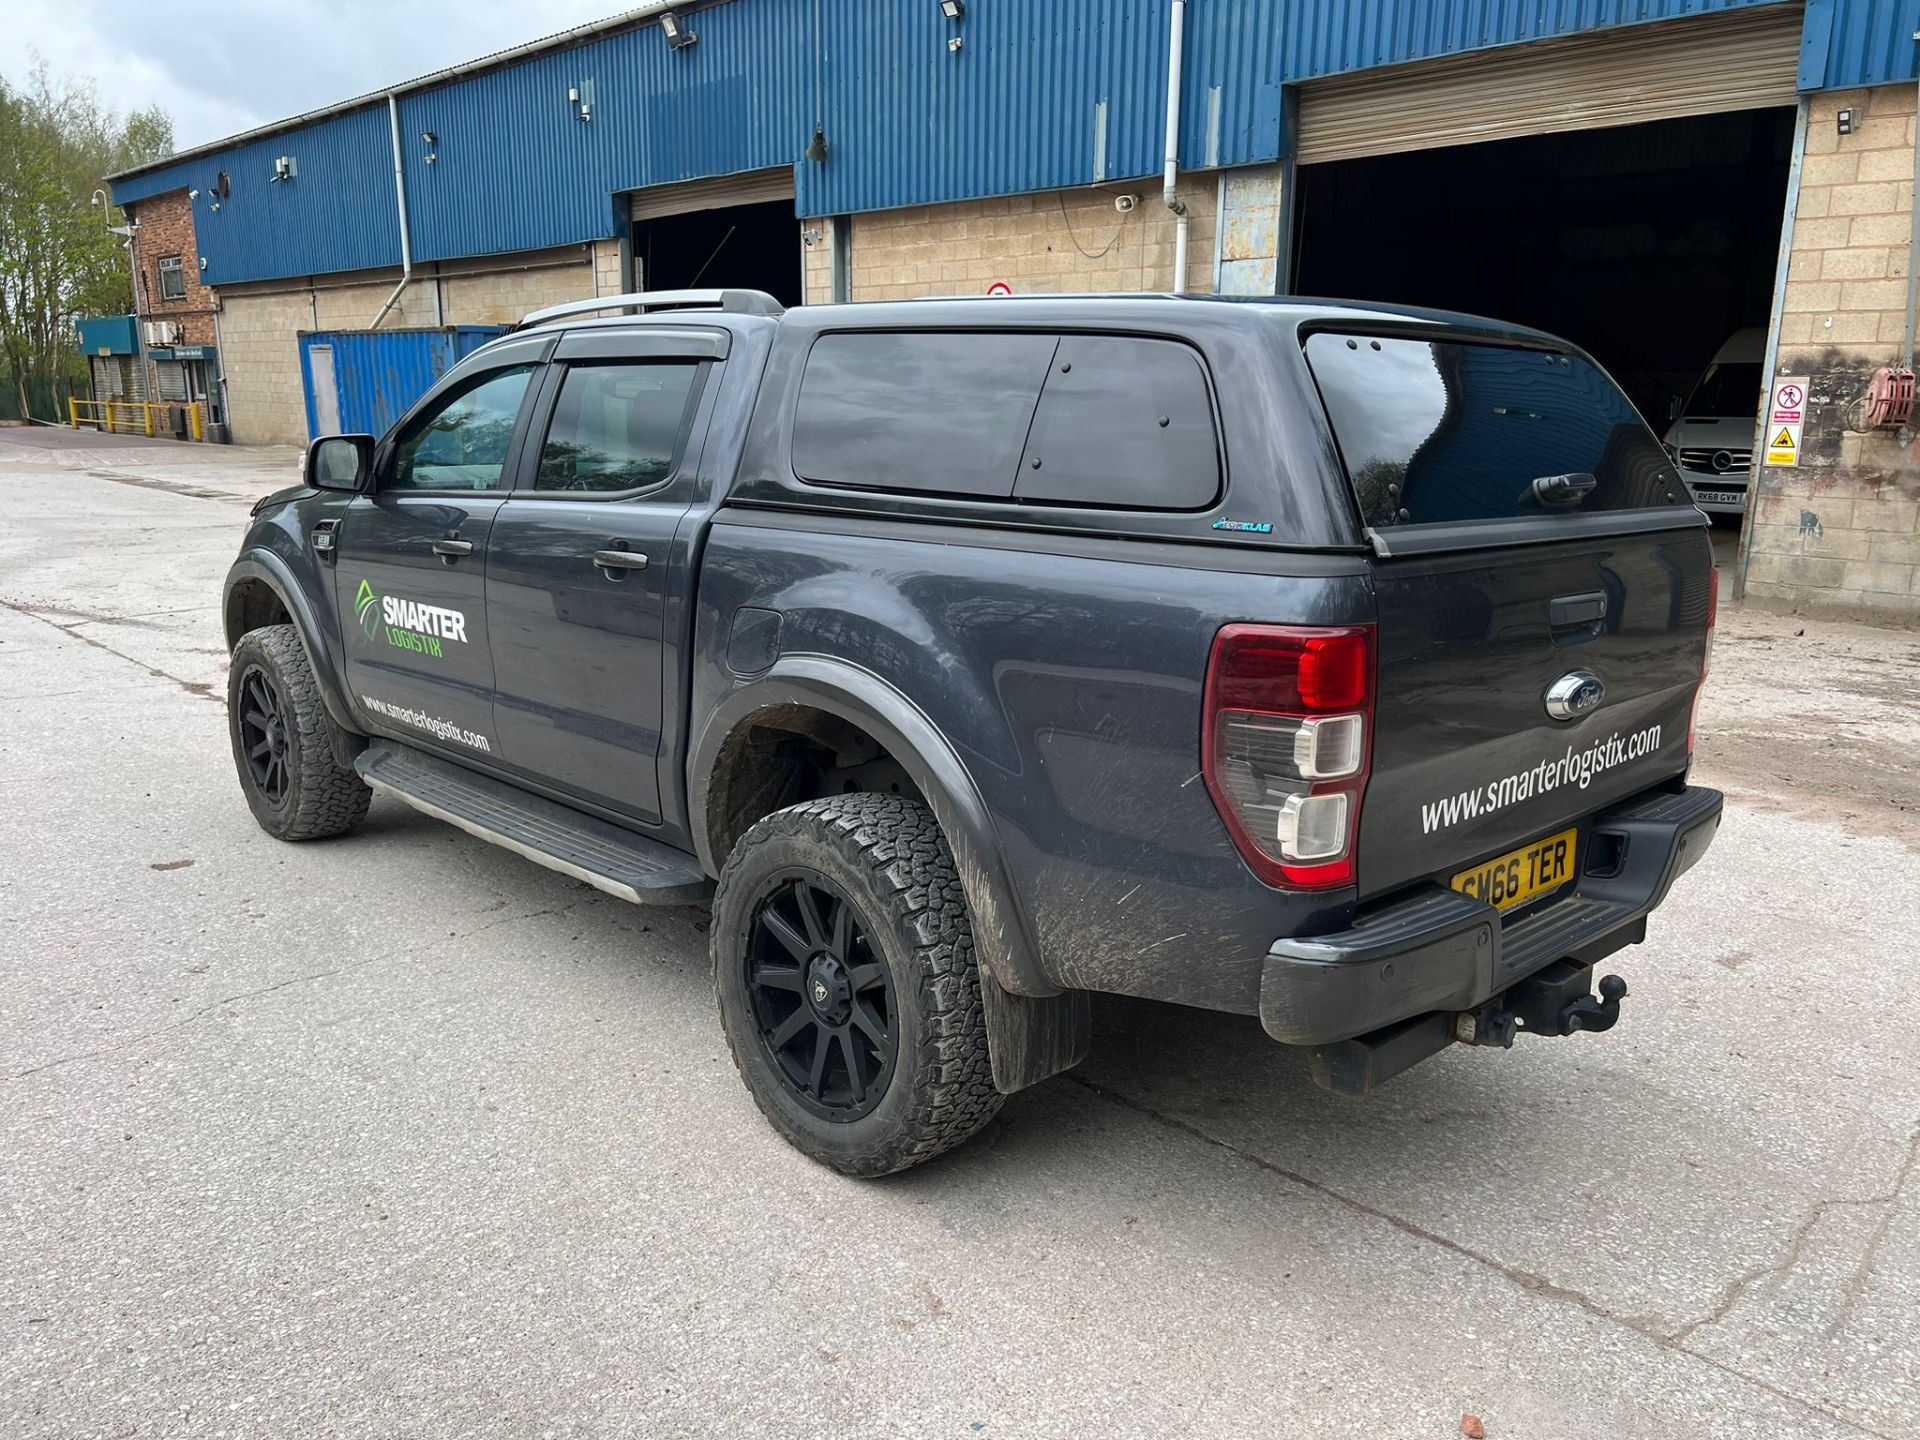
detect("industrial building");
top-left (100, 0), bottom-right (1920, 621)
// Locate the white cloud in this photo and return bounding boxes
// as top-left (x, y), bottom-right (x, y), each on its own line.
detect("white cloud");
top-left (2, 0), bottom-right (637, 149)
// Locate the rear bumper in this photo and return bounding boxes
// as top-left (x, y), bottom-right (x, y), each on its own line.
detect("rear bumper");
top-left (1259, 783), bottom-right (1722, 1049)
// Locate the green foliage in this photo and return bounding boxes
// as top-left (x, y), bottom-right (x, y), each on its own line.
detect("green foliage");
top-left (0, 60), bottom-right (173, 414)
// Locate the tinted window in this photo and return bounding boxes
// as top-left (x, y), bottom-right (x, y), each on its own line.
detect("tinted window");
top-left (792, 332), bottom-right (1056, 497)
top-left (1303, 333), bottom-right (1683, 527)
top-left (1014, 336), bottom-right (1219, 509)
top-left (389, 365), bottom-right (534, 491)
top-left (536, 362), bottom-right (699, 492)
top-left (1685, 360), bottom-right (1763, 419)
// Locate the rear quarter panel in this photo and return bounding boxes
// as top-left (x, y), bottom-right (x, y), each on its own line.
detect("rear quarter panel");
top-left (693, 516), bottom-right (1374, 1014)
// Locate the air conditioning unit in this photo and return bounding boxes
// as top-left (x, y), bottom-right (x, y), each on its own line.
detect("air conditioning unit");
top-left (142, 321), bottom-right (180, 346)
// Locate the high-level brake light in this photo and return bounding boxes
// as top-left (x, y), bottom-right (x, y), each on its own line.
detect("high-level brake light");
top-left (1202, 624), bottom-right (1376, 890)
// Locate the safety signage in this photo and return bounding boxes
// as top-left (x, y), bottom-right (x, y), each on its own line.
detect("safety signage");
top-left (1766, 374), bottom-right (1808, 467)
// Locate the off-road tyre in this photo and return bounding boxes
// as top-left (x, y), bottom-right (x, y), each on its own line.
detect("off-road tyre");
top-left (712, 794), bottom-right (1003, 1177)
top-left (227, 624), bottom-right (371, 841)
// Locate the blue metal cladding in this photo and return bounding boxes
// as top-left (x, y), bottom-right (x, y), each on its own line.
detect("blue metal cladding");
top-left (109, 0), bottom-right (1913, 285)
top-left (395, 3), bottom-right (813, 263)
top-left (1800, 0), bottom-right (1920, 88)
top-left (113, 105), bottom-right (400, 287)
top-left (800, 2), bottom-right (1169, 217)
top-left (298, 326), bottom-right (505, 440)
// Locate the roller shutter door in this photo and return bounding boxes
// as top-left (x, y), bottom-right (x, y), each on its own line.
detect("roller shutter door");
top-left (1295, 4), bottom-right (1803, 165)
top-left (628, 168), bottom-right (794, 222)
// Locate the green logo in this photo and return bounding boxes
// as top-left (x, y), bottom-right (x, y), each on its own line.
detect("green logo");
top-left (352, 577), bottom-right (466, 660)
top-left (355, 578), bottom-right (381, 640)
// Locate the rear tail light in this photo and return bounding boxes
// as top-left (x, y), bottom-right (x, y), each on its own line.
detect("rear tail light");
top-left (1202, 624), bottom-right (1376, 890)
top-left (1688, 567), bottom-right (1718, 754)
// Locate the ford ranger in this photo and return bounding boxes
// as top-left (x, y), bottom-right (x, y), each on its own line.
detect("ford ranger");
top-left (223, 289), bottom-right (1721, 1175)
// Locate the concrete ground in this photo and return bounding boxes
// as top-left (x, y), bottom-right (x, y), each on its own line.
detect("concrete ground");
top-left (1, 425), bottom-right (1916, 1440)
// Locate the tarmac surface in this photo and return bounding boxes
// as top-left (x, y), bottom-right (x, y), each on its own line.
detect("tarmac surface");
top-left (2, 425), bottom-right (1916, 1438)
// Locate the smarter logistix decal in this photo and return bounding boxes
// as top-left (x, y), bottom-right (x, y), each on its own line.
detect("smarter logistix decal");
top-left (355, 579), bottom-right (469, 658)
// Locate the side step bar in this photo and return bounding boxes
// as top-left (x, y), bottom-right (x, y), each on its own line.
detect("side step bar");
top-left (355, 742), bottom-right (712, 905)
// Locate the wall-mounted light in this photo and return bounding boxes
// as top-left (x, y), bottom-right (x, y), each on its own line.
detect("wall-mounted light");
top-left (660, 11), bottom-right (698, 49)
top-left (804, 128), bottom-right (828, 163)
top-left (940, 0), bottom-right (964, 17)
top-left (187, 188), bottom-right (199, 200)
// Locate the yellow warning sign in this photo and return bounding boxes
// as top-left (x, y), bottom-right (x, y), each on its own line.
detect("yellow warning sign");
top-left (1772, 428), bottom-right (1796, 449)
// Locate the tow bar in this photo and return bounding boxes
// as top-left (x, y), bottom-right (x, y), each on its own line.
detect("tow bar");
top-left (1454, 958), bottom-right (1627, 1048)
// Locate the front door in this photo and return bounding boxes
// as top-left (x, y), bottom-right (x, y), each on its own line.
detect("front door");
top-left (332, 361), bottom-right (541, 764)
top-left (484, 341), bottom-right (713, 823)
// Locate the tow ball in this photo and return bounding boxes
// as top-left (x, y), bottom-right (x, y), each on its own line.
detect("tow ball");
top-left (1454, 959), bottom-right (1627, 1048)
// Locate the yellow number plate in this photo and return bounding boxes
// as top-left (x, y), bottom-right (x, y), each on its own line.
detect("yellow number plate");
top-left (1451, 827), bottom-right (1577, 913)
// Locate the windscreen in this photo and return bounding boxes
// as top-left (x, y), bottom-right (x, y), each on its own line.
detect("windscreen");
top-left (1303, 332), bottom-right (1684, 528)
top-left (1685, 360), bottom-right (1763, 419)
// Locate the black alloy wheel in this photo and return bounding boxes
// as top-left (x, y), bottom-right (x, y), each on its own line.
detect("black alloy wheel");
top-left (237, 663), bottom-right (293, 808)
top-left (745, 869), bottom-right (897, 1121)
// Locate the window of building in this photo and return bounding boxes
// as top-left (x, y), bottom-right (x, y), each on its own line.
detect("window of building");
top-left (388, 365), bottom-right (535, 491)
top-left (535, 362), bottom-right (701, 493)
top-left (1013, 336), bottom-right (1221, 510)
top-left (791, 331), bottom-right (1056, 498)
top-left (157, 255), bottom-right (187, 302)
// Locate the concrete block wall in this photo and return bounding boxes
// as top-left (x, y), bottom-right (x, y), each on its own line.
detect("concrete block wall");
top-left (841, 174), bottom-right (1220, 301)
top-left (217, 245), bottom-right (597, 445)
top-left (1747, 85), bottom-right (1920, 621)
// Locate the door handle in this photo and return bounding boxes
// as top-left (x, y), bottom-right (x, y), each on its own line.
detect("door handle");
top-left (592, 548), bottom-right (649, 573)
top-left (431, 537), bottom-right (474, 558)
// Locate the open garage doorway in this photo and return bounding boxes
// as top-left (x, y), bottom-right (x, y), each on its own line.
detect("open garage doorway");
top-left (632, 197), bottom-right (802, 307)
top-left (1293, 106), bottom-right (1794, 533)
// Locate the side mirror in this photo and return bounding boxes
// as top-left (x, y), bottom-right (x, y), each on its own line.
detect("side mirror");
top-left (305, 434), bottom-right (376, 492)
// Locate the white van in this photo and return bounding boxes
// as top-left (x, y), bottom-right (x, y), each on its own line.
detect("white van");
top-left (1662, 327), bottom-right (1765, 517)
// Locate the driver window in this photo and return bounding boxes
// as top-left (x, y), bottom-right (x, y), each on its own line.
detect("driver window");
top-left (535, 362), bottom-right (700, 493)
top-left (388, 365), bottom-right (535, 491)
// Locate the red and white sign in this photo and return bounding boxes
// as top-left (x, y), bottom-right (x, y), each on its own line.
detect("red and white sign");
top-left (985, 281), bottom-right (1013, 296)
top-left (1769, 379), bottom-right (1805, 424)
top-left (1766, 374), bottom-right (1808, 468)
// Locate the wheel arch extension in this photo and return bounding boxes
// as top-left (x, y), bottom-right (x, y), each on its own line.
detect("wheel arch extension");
top-left (690, 656), bottom-right (1051, 1002)
top-left (224, 552), bottom-right (364, 760)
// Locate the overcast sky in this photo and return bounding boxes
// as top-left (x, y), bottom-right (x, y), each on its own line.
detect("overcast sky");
top-left (5, 0), bottom-right (638, 151)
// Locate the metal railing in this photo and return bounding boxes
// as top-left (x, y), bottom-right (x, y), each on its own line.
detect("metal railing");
top-left (69, 398), bottom-right (206, 441)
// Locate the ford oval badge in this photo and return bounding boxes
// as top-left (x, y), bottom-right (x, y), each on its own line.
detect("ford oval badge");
top-left (1545, 670), bottom-right (1605, 721)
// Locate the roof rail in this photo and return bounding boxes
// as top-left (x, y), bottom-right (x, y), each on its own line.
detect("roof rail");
top-left (517, 288), bottom-right (784, 329)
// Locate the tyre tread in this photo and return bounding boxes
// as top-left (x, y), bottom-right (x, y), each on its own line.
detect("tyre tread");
top-left (713, 793), bottom-right (1002, 1176)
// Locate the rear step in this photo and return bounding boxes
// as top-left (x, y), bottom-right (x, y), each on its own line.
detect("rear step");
top-left (355, 742), bottom-right (712, 905)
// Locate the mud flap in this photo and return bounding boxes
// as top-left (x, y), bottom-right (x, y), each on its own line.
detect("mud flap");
top-left (980, 976), bottom-right (1091, 1094)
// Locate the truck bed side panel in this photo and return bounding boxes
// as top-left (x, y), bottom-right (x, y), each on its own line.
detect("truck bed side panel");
top-left (692, 516), bottom-right (1375, 1014)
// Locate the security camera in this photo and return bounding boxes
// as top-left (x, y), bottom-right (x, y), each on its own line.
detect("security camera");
top-left (188, 188), bottom-right (199, 199)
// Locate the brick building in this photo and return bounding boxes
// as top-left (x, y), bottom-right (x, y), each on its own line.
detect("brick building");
top-left (122, 186), bottom-right (224, 428)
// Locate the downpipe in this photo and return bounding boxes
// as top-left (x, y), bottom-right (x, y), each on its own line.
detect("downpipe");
top-left (369, 92), bottom-right (414, 330)
top-left (1162, 0), bottom-right (1189, 292)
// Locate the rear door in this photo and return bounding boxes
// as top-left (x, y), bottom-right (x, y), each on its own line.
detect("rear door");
top-left (332, 355), bottom-right (543, 762)
top-left (482, 326), bottom-right (722, 824)
top-left (1302, 329), bottom-right (1712, 900)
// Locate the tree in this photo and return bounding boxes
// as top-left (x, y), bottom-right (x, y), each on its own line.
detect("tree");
top-left (0, 61), bottom-right (173, 418)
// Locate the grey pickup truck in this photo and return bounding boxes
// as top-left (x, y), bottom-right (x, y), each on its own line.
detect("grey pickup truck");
top-left (223, 288), bottom-right (1721, 1175)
